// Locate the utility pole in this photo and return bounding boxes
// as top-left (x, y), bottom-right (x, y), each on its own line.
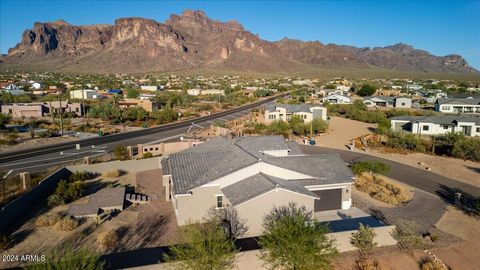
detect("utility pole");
top-left (59, 96), bottom-right (64, 136)
top-left (82, 90), bottom-right (87, 133)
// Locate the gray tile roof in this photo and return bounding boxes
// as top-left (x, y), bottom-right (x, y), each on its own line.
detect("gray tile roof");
top-left (168, 151), bottom-right (257, 195)
top-left (67, 187), bottom-right (125, 217)
top-left (221, 173), bottom-right (319, 206)
top-left (234, 135), bottom-right (292, 158)
top-left (436, 98), bottom-right (480, 106)
top-left (391, 115), bottom-right (480, 125)
top-left (263, 154), bottom-right (354, 184)
top-left (164, 136), bottom-right (354, 195)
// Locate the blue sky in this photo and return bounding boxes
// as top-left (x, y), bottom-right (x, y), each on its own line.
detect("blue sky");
top-left (1, 0), bottom-right (479, 69)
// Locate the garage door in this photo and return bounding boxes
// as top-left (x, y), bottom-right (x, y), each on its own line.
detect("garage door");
top-left (313, 189), bottom-right (342, 211)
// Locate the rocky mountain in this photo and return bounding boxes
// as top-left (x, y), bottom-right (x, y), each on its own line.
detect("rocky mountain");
top-left (2, 10), bottom-right (478, 75)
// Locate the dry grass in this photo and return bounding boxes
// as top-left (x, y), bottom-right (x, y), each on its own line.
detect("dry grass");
top-left (98, 228), bottom-right (119, 250)
top-left (55, 217), bottom-right (79, 231)
top-left (102, 169), bottom-right (121, 178)
top-left (35, 213), bottom-right (62, 227)
top-left (355, 173), bottom-right (407, 205)
top-left (420, 257), bottom-right (449, 270)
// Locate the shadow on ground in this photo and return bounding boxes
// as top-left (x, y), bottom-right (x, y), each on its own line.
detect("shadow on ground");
top-left (436, 184), bottom-right (480, 217)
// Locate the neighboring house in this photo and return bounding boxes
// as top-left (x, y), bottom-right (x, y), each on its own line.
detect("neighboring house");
top-left (1, 104), bottom-right (46, 118)
top-left (363, 96), bottom-right (412, 108)
top-left (187, 88), bottom-right (201, 96)
top-left (312, 88), bottom-right (347, 98)
top-left (70, 89), bottom-right (99, 100)
top-left (200, 89), bottom-right (225, 95)
top-left (31, 82), bottom-right (43, 90)
top-left (1, 101), bottom-right (84, 118)
top-left (322, 94), bottom-right (351, 104)
top-left (118, 99), bottom-right (158, 112)
top-left (139, 93), bottom-right (156, 100)
top-left (1, 84), bottom-right (25, 96)
top-left (435, 98), bottom-right (480, 114)
top-left (161, 136), bottom-right (354, 236)
top-left (415, 89), bottom-right (447, 103)
top-left (187, 89), bottom-right (225, 96)
top-left (406, 84), bottom-right (423, 91)
top-left (390, 115), bottom-right (480, 137)
top-left (140, 85), bottom-right (160, 91)
top-left (264, 104), bottom-right (327, 123)
top-left (32, 89), bottom-right (62, 96)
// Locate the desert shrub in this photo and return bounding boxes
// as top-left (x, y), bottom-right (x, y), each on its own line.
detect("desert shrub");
top-left (63, 182), bottom-right (85, 202)
top-left (355, 173), bottom-right (407, 205)
top-left (35, 213), bottom-right (62, 227)
top-left (69, 171), bottom-right (94, 182)
top-left (390, 219), bottom-right (423, 249)
top-left (419, 256), bottom-right (449, 270)
top-left (47, 194), bottom-right (66, 207)
top-left (386, 131), bottom-right (427, 152)
top-left (25, 246), bottom-right (105, 270)
top-left (113, 145), bottom-right (129, 161)
top-left (56, 217), bottom-right (79, 231)
top-left (357, 84), bottom-right (377, 96)
top-left (351, 161), bottom-right (390, 175)
top-left (102, 169), bottom-right (121, 178)
top-left (98, 229), bottom-right (120, 250)
top-left (452, 137), bottom-right (480, 162)
top-left (0, 234), bottom-right (13, 251)
top-left (142, 152), bottom-right (153, 159)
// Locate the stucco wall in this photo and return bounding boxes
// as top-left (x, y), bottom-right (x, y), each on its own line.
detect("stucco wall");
top-left (235, 188), bottom-right (315, 237)
top-left (175, 185), bottom-right (231, 226)
top-left (67, 157), bottom-right (161, 174)
top-left (0, 167), bottom-right (73, 234)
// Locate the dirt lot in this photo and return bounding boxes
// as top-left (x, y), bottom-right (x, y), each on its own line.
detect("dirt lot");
top-left (0, 169), bottom-right (178, 269)
top-left (317, 117), bottom-right (480, 187)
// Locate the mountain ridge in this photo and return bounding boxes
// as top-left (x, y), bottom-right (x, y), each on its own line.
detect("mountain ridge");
top-left (2, 10), bottom-right (478, 75)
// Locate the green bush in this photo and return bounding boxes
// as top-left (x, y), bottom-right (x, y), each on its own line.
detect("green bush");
top-left (113, 145), bottom-right (129, 161)
top-left (351, 161), bottom-right (390, 175)
top-left (142, 152), bottom-right (153, 159)
top-left (69, 171), bottom-right (94, 182)
top-left (357, 84), bottom-right (377, 97)
top-left (452, 137), bottom-right (480, 161)
top-left (386, 131), bottom-right (427, 152)
top-left (47, 194), bottom-right (66, 207)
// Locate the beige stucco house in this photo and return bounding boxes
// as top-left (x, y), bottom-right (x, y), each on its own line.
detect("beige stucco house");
top-left (161, 136), bottom-right (354, 237)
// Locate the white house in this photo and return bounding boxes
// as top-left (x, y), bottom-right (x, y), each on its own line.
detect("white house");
top-left (264, 104), bottom-right (327, 123)
top-left (69, 89), bottom-right (99, 100)
top-left (140, 85), bottom-right (160, 91)
top-left (435, 98), bottom-right (480, 114)
top-left (363, 96), bottom-right (412, 108)
top-left (31, 82), bottom-right (43, 90)
top-left (390, 115), bottom-right (480, 137)
top-left (187, 89), bottom-right (201, 96)
top-left (322, 94), bottom-right (351, 104)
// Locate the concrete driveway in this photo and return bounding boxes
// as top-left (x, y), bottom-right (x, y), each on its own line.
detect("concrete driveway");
top-left (354, 189), bottom-right (447, 232)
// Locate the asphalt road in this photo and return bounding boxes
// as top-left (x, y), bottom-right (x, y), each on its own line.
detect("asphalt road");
top-left (301, 145), bottom-right (480, 197)
top-left (0, 96), bottom-right (278, 173)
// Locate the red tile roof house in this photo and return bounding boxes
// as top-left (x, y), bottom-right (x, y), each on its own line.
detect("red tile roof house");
top-left (161, 136), bottom-right (354, 237)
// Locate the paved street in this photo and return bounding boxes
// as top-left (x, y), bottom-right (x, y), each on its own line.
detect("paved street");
top-left (0, 103), bottom-right (269, 173)
top-left (300, 145), bottom-right (480, 197)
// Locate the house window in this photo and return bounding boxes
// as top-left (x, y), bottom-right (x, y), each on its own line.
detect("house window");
top-left (422, 125), bottom-right (429, 131)
top-left (477, 127), bottom-right (480, 133)
top-left (442, 106), bottom-right (450, 111)
top-left (216, 195), bottom-right (224, 208)
top-left (401, 102), bottom-right (406, 106)
top-left (441, 125), bottom-right (450, 129)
